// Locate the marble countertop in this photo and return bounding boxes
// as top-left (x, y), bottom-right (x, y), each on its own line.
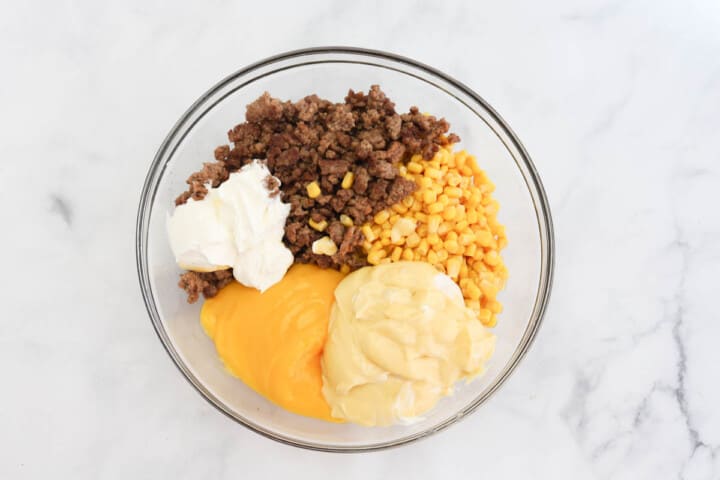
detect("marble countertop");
top-left (2, 0), bottom-right (718, 478)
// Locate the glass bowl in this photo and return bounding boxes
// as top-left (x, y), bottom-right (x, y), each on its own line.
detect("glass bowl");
top-left (136, 47), bottom-right (554, 452)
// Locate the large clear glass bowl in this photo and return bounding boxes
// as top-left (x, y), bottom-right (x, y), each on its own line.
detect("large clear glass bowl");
top-left (136, 47), bottom-right (554, 452)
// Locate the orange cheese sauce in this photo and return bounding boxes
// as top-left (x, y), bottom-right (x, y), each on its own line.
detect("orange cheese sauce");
top-left (200, 264), bottom-right (344, 422)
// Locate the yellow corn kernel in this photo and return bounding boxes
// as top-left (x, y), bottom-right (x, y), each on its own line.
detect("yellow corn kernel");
top-left (340, 264), bottom-right (351, 274)
top-left (498, 265), bottom-right (510, 280)
top-left (306, 181), bottom-right (321, 198)
top-left (479, 279), bottom-right (499, 299)
top-left (437, 222), bottom-right (451, 236)
top-left (419, 177), bottom-right (433, 189)
top-left (427, 202), bottom-right (444, 214)
top-left (367, 249), bottom-right (386, 265)
top-left (392, 217), bottom-right (417, 236)
top-left (484, 250), bottom-right (501, 266)
top-left (361, 225), bottom-right (376, 242)
top-left (380, 229), bottom-right (392, 240)
top-left (400, 248), bottom-right (413, 261)
top-left (427, 214), bottom-right (442, 233)
top-left (445, 231), bottom-right (458, 242)
top-left (398, 165), bottom-right (408, 176)
top-left (311, 236), bottom-right (337, 256)
top-left (417, 239), bottom-right (429, 256)
top-left (374, 210), bottom-right (390, 225)
top-left (417, 224), bottom-right (428, 237)
top-left (476, 230), bottom-right (493, 246)
top-left (478, 271), bottom-right (496, 284)
top-left (427, 233), bottom-right (441, 246)
top-left (442, 206), bottom-right (456, 221)
top-left (427, 250), bottom-right (439, 265)
top-left (381, 237), bottom-right (391, 246)
top-left (369, 241), bottom-right (384, 252)
top-left (390, 235), bottom-right (405, 246)
top-left (391, 246), bottom-right (403, 262)
top-left (438, 194), bottom-right (450, 206)
top-left (340, 214), bottom-right (354, 227)
top-left (447, 256), bottom-right (462, 279)
top-left (436, 148), bottom-right (447, 162)
top-left (362, 240), bottom-right (373, 251)
top-left (478, 308), bottom-right (492, 324)
top-left (460, 165), bottom-right (473, 177)
top-left (466, 281), bottom-right (481, 300)
top-left (423, 190), bottom-right (438, 204)
top-left (341, 171), bottom-right (355, 189)
top-left (459, 232), bottom-right (475, 246)
top-left (447, 172), bottom-right (462, 187)
top-left (390, 203), bottom-right (408, 214)
top-left (445, 239), bottom-right (460, 254)
top-left (485, 201), bottom-right (499, 216)
top-left (436, 249), bottom-right (449, 262)
top-left (406, 233), bottom-right (421, 248)
top-left (465, 243), bottom-right (477, 258)
top-left (460, 262), bottom-right (469, 278)
top-left (425, 167), bottom-right (442, 179)
top-left (467, 156), bottom-right (482, 174)
top-left (308, 218), bottom-right (328, 232)
top-left (455, 219), bottom-right (469, 231)
top-left (402, 196), bottom-right (415, 208)
top-left (467, 210), bottom-right (479, 224)
top-left (445, 186), bottom-right (463, 198)
top-left (487, 300), bottom-right (503, 314)
top-left (407, 161), bottom-right (424, 173)
top-left (389, 213), bottom-right (399, 224)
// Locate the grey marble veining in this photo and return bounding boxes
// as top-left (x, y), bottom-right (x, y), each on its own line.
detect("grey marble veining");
top-left (1, 0), bottom-right (718, 478)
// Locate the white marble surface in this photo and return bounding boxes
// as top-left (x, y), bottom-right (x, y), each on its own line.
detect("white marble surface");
top-left (1, 0), bottom-right (719, 478)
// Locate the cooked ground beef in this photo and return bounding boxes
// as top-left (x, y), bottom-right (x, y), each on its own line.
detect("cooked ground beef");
top-left (175, 85), bottom-right (458, 302)
top-left (178, 270), bottom-right (234, 304)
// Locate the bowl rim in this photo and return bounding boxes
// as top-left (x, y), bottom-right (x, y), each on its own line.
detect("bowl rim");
top-left (136, 46), bottom-right (555, 452)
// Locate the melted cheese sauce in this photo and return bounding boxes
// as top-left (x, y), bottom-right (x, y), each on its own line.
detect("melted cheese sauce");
top-left (201, 264), bottom-right (344, 422)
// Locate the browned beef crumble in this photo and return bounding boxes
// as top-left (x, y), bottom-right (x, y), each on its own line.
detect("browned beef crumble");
top-left (178, 270), bottom-right (234, 304)
top-left (175, 85), bottom-right (458, 302)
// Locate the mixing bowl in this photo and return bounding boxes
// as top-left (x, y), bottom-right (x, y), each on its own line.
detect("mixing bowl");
top-left (136, 47), bottom-right (554, 451)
